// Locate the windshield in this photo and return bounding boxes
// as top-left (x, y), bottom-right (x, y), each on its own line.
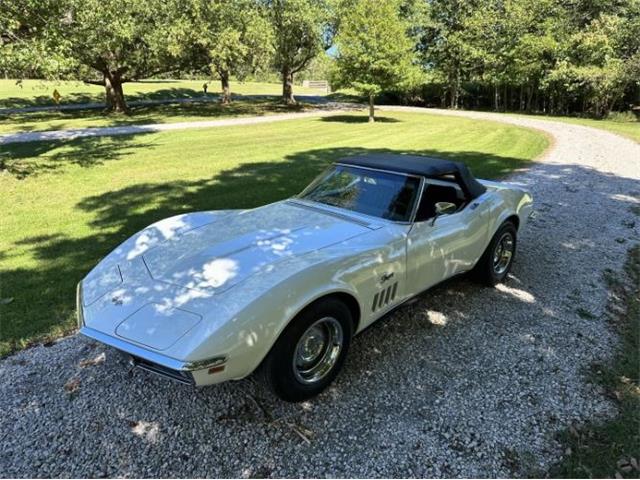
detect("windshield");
top-left (299, 165), bottom-right (421, 222)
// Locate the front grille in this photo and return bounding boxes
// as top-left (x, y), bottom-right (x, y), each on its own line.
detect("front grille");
top-left (128, 355), bottom-right (195, 385)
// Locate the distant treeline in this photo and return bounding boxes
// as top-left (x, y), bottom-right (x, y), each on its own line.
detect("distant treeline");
top-left (2, 0), bottom-right (638, 117)
top-left (387, 0), bottom-right (640, 117)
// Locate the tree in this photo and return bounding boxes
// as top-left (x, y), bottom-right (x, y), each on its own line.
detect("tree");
top-left (333, 0), bottom-right (416, 122)
top-left (416, 0), bottom-right (478, 109)
top-left (193, 0), bottom-right (272, 104)
top-left (6, 0), bottom-right (192, 113)
top-left (266, 0), bottom-right (333, 104)
top-left (0, 0), bottom-right (71, 79)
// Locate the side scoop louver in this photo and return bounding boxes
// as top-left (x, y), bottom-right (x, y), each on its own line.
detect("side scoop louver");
top-left (371, 282), bottom-right (398, 312)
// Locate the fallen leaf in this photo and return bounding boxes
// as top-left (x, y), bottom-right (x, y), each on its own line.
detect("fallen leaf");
top-left (79, 352), bottom-right (106, 368)
top-left (63, 378), bottom-right (80, 393)
top-left (0, 297), bottom-right (14, 305)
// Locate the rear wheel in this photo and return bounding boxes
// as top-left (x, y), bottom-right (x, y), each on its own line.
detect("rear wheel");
top-left (475, 221), bottom-right (517, 286)
top-left (259, 297), bottom-right (353, 402)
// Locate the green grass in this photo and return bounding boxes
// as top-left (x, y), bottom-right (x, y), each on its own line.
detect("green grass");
top-left (0, 98), bottom-right (318, 134)
top-left (0, 78), bottom-right (328, 109)
top-left (553, 245), bottom-right (640, 479)
top-left (0, 111), bottom-right (549, 356)
top-left (0, 79), bottom-right (332, 135)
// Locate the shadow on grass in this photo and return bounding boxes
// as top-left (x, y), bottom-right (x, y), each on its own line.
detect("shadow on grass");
top-left (320, 115), bottom-right (400, 124)
top-left (2, 139), bottom-right (639, 359)
top-left (0, 87), bottom-right (209, 110)
top-left (0, 134), bottom-right (156, 179)
top-left (0, 97), bottom-right (309, 132)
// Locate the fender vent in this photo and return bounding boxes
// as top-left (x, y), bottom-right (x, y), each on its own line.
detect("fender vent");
top-left (371, 282), bottom-right (398, 312)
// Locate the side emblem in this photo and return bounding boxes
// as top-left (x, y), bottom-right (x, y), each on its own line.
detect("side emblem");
top-left (380, 271), bottom-right (395, 283)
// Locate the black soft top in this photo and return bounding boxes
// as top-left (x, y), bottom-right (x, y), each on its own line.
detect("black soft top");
top-left (338, 153), bottom-right (487, 199)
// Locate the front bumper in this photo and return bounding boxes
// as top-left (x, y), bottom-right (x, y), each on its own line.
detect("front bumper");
top-left (79, 326), bottom-right (228, 386)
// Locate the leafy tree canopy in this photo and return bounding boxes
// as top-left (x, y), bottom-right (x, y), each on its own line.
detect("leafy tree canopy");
top-left (334, 0), bottom-right (418, 121)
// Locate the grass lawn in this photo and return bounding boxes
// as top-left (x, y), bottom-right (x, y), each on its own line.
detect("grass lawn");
top-left (0, 110), bottom-right (549, 356)
top-left (0, 98), bottom-right (321, 135)
top-left (0, 78), bottom-right (328, 109)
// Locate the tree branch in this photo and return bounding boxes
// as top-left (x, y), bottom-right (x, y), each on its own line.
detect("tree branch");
top-left (291, 54), bottom-right (315, 74)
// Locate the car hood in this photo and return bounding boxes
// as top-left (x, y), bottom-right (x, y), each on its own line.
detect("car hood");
top-left (140, 201), bottom-right (373, 295)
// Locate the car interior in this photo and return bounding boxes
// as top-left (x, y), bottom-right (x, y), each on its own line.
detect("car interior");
top-left (414, 180), bottom-right (466, 222)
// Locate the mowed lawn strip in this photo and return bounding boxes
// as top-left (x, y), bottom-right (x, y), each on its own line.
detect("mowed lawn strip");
top-left (0, 111), bottom-right (549, 356)
top-left (0, 79), bottom-right (327, 109)
top-left (0, 99), bottom-right (324, 135)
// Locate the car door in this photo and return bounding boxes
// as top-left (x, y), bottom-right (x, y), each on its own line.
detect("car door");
top-left (405, 180), bottom-right (490, 295)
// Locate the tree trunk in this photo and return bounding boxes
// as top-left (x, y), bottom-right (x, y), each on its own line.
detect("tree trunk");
top-left (449, 69), bottom-right (460, 109)
top-left (104, 71), bottom-right (128, 113)
top-left (494, 84), bottom-right (499, 111)
top-left (503, 84), bottom-right (508, 112)
top-left (526, 84), bottom-right (534, 112)
top-left (368, 94), bottom-right (375, 123)
top-left (220, 71), bottom-right (231, 104)
top-left (282, 68), bottom-right (295, 105)
top-left (519, 85), bottom-right (524, 111)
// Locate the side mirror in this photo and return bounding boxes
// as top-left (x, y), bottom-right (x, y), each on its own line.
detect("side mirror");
top-left (431, 202), bottom-right (457, 226)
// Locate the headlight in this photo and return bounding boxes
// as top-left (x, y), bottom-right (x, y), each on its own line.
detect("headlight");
top-left (76, 282), bottom-right (85, 328)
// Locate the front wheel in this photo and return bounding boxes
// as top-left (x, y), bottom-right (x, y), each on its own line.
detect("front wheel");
top-left (259, 297), bottom-right (353, 402)
top-left (474, 221), bottom-right (517, 286)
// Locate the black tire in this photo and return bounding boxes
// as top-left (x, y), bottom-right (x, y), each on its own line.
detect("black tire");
top-left (474, 221), bottom-right (517, 286)
top-left (258, 297), bottom-right (353, 402)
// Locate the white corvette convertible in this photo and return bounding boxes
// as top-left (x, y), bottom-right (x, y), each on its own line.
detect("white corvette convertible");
top-left (78, 154), bottom-right (533, 401)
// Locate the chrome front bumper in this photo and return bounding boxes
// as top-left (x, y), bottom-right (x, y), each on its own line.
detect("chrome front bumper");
top-left (79, 326), bottom-right (227, 386)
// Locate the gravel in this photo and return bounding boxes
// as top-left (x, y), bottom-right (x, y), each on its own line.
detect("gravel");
top-left (1, 109), bottom-right (639, 478)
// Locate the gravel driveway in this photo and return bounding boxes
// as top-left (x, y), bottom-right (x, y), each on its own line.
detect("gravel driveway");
top-left (1, 109), bottom-right (639, 478)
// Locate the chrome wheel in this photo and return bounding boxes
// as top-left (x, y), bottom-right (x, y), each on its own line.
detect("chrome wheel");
top-left (293, 317), bottom-right (343, 384)
top-left (493, 232), bottom-right (514, 275)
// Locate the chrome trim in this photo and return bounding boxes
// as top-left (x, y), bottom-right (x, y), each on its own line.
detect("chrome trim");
top-left (409, 176), bottom-right (426, 224)
top-left (127, 355), bottom-right (195, 385)
top-left (334, 162), bottom-right (424, 180)
top-left (76, 282), bottom-right (85, 328)
top-left (293, 316), bottom-right (344, 385)
top-left (79, 326), bottom-right (226, 372)
top-left (181, 356), bottom-right (227, 371)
